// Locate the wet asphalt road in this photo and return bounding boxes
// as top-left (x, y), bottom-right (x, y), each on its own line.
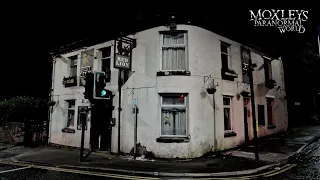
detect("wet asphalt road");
top-left (0, 164), bottom-right (110, 180)
top-left (0, 163), bottom-right (159, 180)
top-left (259, 138), bottom-right (320, 180)
top-left (0, 138), bottom-right (319, 180)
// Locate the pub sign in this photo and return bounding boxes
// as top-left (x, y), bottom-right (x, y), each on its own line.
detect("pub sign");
top-left (113, 37), bottom-right (136, 70)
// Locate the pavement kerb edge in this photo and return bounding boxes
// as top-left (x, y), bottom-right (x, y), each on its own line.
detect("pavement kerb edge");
top-left (8, 157), bottom-right (280, 178)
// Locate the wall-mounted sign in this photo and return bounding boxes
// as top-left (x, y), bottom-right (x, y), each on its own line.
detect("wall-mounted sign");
top-left (115, 54), bottom-right (130, 69)
top-left (295, 102), bottom-right (300, 105)
top-left (241, 46), bottom-right (250, 83)
top-left (113, 37), bottom-right (136, 70)
top-left (80, 49), bottom-right (94, 86)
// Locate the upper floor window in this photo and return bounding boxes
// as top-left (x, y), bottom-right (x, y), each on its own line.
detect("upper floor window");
top-left (221, 42), bottom-right (232, 71)
top-left (68, 55), bottom-right (78, 77)
top-left (264, 57), bottom-right (272, 81)
top-left (99, 47), bottom-right (111, 82)
top-left (161, 32), bottom-right (187, 71)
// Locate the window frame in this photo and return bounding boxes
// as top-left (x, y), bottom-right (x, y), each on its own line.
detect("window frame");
top-left (68, 55), bottom-right (78, 77)
top-left (223, 96), bottom-right (233, 133)
top-left (160, 32), bottom-right (188, 72)
top-left (99, 46), bottom-right (112, 82)
top-left (159, 93), bottom-right (188, 137)
top-left (66, 100), bottom-right (76, 128)
top-left (221, 42), bottom-right (232, 70)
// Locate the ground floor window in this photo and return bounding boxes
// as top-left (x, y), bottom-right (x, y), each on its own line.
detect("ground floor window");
top-left (223, 96), bottom-right (233, 132)
top-left (66, 100), bottom-right (76, 128)
top-left (160, 93), bottom-right (187, 136)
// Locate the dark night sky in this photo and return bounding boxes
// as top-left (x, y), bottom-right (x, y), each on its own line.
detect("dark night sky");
top-left (0, 3), bottom-right (319, 101)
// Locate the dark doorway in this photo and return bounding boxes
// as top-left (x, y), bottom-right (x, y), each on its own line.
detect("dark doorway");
top-left (243, 98), bottom-right (249, 143)
top-left (90, 100), bottom-right (114, 152)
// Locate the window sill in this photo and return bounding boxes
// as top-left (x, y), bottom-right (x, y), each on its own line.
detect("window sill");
top-left (221, 69), bottom-right (238, 81)
top-left (268, 124), bottom-right (276, 129)
top-left (62, 127), bottom-right (75, 134)
top-left (224, 131), bottom-right (237, 137)
top-left (62, 76), bottom-right (78, 87)
top-left (77, 126), bottom-right (87, 130)
top-left (156, 71), bottom-right (191, 76)
top-left (156, 137), bottom-right (190, 143)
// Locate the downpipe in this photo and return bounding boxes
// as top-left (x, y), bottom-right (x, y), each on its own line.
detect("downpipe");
top-left (213, 94), bottom-right (217, 151)
top-left (48, 57), bottom-right (56, 144)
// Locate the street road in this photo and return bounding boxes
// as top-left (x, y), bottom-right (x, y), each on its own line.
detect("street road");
top-left (0, 138), bottom-right (319, 179)
top-left (259, 138), bottom-right (320, 180)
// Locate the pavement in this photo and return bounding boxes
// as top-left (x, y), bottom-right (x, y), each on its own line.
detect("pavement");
top-left (1, 125), bottom-right (320, 178)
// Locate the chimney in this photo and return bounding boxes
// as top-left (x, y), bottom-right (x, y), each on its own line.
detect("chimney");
top-left (169, 12), bottom-right (177, 30)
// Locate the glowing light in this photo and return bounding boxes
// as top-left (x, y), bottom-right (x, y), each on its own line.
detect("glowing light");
top-left (101, 89), bottom-right (107, 96)
top-left (180, 95), bottom-right (184, 98)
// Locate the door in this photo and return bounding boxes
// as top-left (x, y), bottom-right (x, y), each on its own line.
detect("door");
top-left (90, 100), bottom-right (113, 152)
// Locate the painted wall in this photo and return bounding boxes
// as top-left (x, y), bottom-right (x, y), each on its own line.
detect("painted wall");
top-left (49, 25), bottom-right (287, 158)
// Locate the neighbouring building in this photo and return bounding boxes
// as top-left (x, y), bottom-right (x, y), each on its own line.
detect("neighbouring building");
top-left (49, 24), bottom-right (288, 158)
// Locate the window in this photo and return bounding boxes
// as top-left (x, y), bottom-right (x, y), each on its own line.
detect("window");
top-left (161, 32), bottom-right (187, 71)
top-left (221, 42), bottom-right (232, 71)
top-left (77, 106), bottom-right (88, 130)
top-left (160, 94), bottom-right (187, 136)
top-left (223, 96), bottom-right (233, 131)
top-left (264, 58), bottom-right (272, 81)
top-left (267, 98), bottom-right (274, 125)
top-left (66, 100), bottom-right (76, 128)
top-left (69, 55), bottom-right (78, 77)
top-left (100, 47), bottom-right (111, 82)
top-left (258, 105), bottom-right (265, 126)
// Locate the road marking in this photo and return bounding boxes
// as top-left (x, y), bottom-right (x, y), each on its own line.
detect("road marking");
top-left (236, 164), bottom-right (291, 179)
top-left (198, 164), bottom-right (292, 180)
top-left (263, 164), bottom-right (296, 177)
top-left (0, 161), bottom-right (296, 179)
top-left (0, 161), bottom-right (159, 180)
top-left (0, 166), bottom-right (31, 174)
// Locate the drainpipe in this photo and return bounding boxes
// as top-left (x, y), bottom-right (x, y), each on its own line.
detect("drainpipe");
top-left (48, 55), bottom-right (56, 144)
top-left (213, 93), bottom-right (217, 151)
